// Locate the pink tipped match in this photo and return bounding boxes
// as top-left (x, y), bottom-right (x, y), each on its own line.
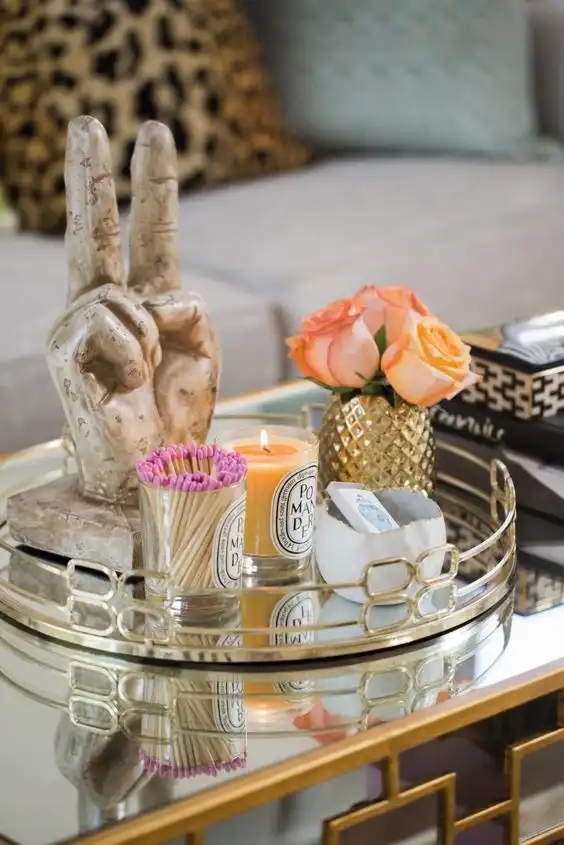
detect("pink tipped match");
top-left (138, 444), bottom-right (247, 491)
top-left (140, 750), bottom-right (248, 780)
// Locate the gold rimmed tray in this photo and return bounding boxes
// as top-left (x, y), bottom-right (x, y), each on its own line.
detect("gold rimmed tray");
top-left (0, 593), bottom-right (512, 740)
top-left (0, 402), bottom-right (516, 663)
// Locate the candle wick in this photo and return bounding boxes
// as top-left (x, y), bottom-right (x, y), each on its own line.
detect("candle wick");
top-left (262, 445), bottom-right (272, 454)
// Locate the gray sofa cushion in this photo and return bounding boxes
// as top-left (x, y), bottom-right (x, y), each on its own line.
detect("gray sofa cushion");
top-left (243, 0), bottom-right (546, 158)
top-left (0, 234), bottom-right (281, 452)
top-left (175, 157), bottom-right (564, 376)
top-left (4, 155), bottom-right (564, 450)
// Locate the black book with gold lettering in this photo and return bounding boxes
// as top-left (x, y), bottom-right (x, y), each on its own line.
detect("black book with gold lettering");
top-left (431, 397), bottom-right (564, 467)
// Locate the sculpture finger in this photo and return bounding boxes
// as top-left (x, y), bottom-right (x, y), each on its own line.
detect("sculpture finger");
top-left (143, 292), bottom-right (198, 335)
top-left (97, 286), bottom-right (162, 373)
top-left (77, 304), bottom-right (148, 395)
top-left (143, 291), bottom-right (217, 360)
top-left (65, 116), bottom-right (125, 306)
top-left (128, 121), bottom-right (180, 297)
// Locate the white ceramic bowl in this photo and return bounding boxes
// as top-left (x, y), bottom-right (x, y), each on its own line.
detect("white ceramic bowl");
top-left (315, 489), bottom-right (447, 604)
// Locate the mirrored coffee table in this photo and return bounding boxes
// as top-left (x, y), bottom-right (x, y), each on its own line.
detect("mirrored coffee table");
top-left (2, 382), bottom-right (564, 845)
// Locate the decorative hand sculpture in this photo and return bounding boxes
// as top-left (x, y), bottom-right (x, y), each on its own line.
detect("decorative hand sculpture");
top-left (47, 117), bottom-right (220, 504)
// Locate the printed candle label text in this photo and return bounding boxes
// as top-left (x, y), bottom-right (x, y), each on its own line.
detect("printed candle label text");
top-left (270, 463), bottom-right (317, 558)
top-left (214, 634), bottom-right (245, 732)
top-left (271, 593), bottom-right (316, 692)
top-left (270, 591), bottom-right (316, 648)
top-left (212, 494), bottom-right (246, 588)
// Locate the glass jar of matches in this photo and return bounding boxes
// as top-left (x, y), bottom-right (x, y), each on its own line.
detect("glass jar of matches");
top-left (136, 443), bottom-right (247, 628)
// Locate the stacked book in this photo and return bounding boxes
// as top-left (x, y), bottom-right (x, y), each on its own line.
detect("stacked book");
top-left (433, 312), bottom-right (564, 615)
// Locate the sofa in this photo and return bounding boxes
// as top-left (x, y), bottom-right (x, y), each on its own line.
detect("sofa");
top-left (2, 0), bottom-right (564, 453)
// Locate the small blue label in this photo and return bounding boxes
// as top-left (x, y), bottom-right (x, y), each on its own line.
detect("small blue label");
top-left (356, 494), bottom-right (395, 532)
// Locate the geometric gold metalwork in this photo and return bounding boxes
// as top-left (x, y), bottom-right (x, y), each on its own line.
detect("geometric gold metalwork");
top-left (320, 725), bottom-right (564, 845)
top-left (321, 723), bottom-right (564, 845)
top-left (323, 770), bottom-right (457, 845)
top-left (505, 727), bottom-right (564, 845)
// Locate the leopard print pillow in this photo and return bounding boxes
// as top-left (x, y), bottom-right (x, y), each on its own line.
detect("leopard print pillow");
top-left (0, 0), bottom-right (309, 233)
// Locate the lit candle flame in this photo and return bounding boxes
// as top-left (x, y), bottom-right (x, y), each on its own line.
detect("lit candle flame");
top-left (260, 428), bottom-right (271, 454)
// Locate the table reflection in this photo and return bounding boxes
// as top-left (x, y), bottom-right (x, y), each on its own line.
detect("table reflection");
top-left (0, 591), bottom-right (511, 843)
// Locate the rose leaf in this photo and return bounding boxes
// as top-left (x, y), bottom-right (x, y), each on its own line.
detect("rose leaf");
top-left (374, 325), bottom-right (387, 359)
top-left (304, 376), bottom-right (356, 395)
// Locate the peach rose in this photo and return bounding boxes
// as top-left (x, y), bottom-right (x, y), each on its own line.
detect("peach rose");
top-left (286, 297), bottom-right (380, 388)
top-left (382, 312), bottom-right (479, 406)
top-left (293, 700), bottom-right (381, 745)
top-left (293, 701), bottom-right (351, 745)
top-left (355, 285), bottom-right (431, 343)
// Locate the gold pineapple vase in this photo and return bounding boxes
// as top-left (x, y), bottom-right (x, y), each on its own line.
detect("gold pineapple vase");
top-left (318, 394), bottom-right (435, 494)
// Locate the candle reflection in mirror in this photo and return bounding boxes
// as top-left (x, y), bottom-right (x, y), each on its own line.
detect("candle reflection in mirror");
top-left (241, 559), bottom-right (319, 722)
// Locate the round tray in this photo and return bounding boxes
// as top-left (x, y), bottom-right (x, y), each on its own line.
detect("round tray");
top-left (0, 594), bottom-right (512, 744)
top-left (0, 415), bottom-right (516, 663)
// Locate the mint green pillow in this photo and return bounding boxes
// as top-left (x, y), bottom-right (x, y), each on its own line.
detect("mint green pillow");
top-left (244, 0), bottom-right (553, 157)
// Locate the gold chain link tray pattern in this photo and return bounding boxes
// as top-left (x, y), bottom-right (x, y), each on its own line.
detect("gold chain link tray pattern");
top-left (0, 406), bottom-right (516, 663)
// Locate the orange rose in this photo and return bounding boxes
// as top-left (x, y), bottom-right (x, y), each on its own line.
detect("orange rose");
top-left (286, 297), bottom-right (380, 388)
top-left (355, 285), bottom-right (431, 343)
top-left (293, 701), bottom-right (351, 745)
top-left (293, 700), bottom-right (381, 745)
top-left (382, 312), bottom-right (479, 406)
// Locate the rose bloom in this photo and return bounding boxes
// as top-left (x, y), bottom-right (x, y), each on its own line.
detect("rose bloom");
top-left (355, 285), bottom-right (431, 343)
top-left (293, 701), bottom-right (352, 745)
top-left (293, 700), bottom-right (381, 746)
top-left (286, 297), bottom-right (380, 388)
top-left (382, 312), bottom-right (479, 406)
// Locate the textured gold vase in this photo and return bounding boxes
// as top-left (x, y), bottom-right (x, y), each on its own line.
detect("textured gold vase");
top-left (318, 393), bottom-right (435, 494)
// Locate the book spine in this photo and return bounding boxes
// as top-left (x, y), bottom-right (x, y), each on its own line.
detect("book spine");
top-left (431, 402), bottom-right (562, 466)
top-left (436, 430), bottom-right (564, 523)
top-left (430, 403), bottom-right (505, 446)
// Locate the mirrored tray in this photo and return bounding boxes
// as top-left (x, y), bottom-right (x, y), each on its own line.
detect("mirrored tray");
top-left (0, 406), bottom-right (516, 663)
top-left (0, 593), bottom-right (512, 747)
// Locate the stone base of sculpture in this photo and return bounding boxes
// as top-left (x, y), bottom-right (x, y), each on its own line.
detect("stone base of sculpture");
top-left (9, 545), bottom-right (69, 606)
top-left (7, 476), bottom-right (140, 570)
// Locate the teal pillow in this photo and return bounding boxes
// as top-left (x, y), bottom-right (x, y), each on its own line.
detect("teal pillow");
top-left (243, 0), bottom-right (554, 158)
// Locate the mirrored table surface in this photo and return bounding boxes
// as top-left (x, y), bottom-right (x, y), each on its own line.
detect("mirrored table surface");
top-left (2, 591), bottom-right (564, 845)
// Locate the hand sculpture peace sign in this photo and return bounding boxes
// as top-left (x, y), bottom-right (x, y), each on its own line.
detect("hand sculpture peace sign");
top-left (47, 117), bottom-right (220, 505)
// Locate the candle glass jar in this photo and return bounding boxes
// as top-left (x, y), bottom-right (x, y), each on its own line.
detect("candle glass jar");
top-left (221, 425), bottom-right (319, 579)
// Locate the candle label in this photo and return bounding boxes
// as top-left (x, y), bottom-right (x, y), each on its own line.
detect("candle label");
top-left (270, 462), bottom-right (317, 558)
top-left (270, 591), bottom-right (316, 648)
top-left (273, 677), bottom-right (313, 696)
top-left (212, 494), bottom-right (246, 589)
top-left (214, 634), bottom-right (245, 733)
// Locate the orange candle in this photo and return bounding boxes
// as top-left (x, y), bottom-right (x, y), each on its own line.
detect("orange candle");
top-left (223, 426), bottom-right (318, 560)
